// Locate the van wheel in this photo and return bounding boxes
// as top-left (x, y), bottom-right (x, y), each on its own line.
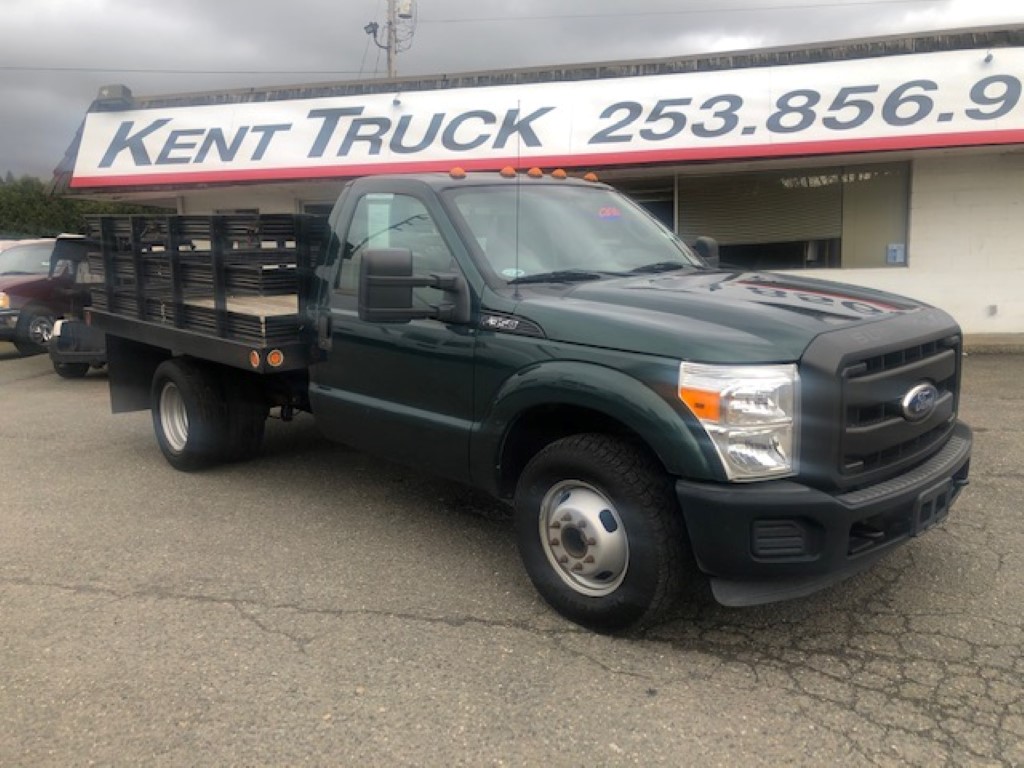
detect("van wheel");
top-left (14, 309), bottom-right (55, 356)
top-left (53, 361), bottom-right (90, 379)
top-left (151, 359), bottom-right (229, 471)
top-left (514, 434), bottom-right (688, 633)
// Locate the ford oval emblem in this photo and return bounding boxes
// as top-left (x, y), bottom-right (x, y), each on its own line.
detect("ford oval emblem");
top-left (901, 383), bottom-right (939, 422)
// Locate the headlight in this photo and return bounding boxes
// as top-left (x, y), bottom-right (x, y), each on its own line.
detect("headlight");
top-left (0, 292), bottom-right (8, 310)
top-left (678, 362), bottom-right (799, 481)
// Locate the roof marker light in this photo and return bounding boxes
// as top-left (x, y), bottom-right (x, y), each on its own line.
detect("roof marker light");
top-left (500, 166), bottom-right (518, 178)
top-left (527, 167), bottom-right (543, 178)
top-left (583, 172), bottom-right (600, 183)
top-left (449, 167), bottom-right (467, 179)
top-left (551, 169), bottom-right (568, 179)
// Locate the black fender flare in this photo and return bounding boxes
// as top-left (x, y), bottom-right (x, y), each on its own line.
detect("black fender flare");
top-left (471, 360), bottom-right (717, 495)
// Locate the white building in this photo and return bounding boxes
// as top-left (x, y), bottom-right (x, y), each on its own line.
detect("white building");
top-left (52, 25), bottom-right (1024, 342)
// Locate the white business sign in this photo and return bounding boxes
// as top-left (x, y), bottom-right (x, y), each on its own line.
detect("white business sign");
top-left (71, 48), bottom-right (1024, 188)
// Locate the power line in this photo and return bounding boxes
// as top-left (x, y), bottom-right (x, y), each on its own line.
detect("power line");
top-left (0, 65), bottom-right (367, 75)
top-left (0, 0), bottom-right (953, 77)
top-left (418, 0), bottom-right (942, 23)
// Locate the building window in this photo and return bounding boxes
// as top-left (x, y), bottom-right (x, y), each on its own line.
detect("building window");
top-left (303, 202), bottom-right (335, 216)
top-left (676, 162), bottom-right (909, 270)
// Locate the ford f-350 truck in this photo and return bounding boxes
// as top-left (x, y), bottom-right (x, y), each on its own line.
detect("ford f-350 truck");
top-left (86, 169), bottom-right (972, 632)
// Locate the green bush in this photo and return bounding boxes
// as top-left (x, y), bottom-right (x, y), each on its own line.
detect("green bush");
top-left (0, 174), bottom-right (163, 238)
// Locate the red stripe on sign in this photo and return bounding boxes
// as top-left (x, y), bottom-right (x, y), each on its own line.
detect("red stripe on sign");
top-left (69, 129), bottom-right (1024, 189)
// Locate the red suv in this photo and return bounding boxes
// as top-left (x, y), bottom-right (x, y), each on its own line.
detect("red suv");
top-left (0, 237), bottom-right (93, 356)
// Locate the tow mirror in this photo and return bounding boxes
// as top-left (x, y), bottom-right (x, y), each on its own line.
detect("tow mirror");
top-left (693, 236), bottom-right (720, 269)
top-left (359, 248), bottom-right (417, 322)
top-left (359, 248), bottom-right (471, 324)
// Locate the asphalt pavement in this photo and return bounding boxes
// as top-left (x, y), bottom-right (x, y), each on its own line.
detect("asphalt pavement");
top-left (1, 342), bottom-right (1021, 766)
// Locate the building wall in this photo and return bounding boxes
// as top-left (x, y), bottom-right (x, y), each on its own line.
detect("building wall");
top-left (839, 163), bottom-right (908, 270)
top-left (797, 151), bottom-right (1024, 335)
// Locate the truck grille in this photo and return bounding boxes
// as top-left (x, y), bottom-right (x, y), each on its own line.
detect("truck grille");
top-left (838, 335), bottom-right (960, 485)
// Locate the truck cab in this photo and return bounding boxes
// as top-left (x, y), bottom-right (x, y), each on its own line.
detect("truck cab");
top-left (0, 236), bottom-right (94, 357)
top-left (311, 171), bottom-right (970, 625)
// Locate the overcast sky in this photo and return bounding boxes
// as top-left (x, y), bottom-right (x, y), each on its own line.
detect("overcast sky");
top-left (1, 0), bottom-right (1021, 179)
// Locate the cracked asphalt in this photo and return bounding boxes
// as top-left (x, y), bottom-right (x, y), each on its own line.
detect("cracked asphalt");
top-left (1, 343), bottom-right (1021, 766)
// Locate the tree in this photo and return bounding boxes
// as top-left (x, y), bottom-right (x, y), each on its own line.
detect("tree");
top-left (0, 175), bottom-right (161, 239)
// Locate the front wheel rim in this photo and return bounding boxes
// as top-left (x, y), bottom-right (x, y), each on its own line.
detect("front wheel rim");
top-left (29, 316), bottom-right (54, 345)
top-left (159, 381), bottom-right (189, 454)
top-left (538, 481), bottom-right (629, 597)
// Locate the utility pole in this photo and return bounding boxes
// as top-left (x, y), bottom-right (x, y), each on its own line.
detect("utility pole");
top-left (386, 0), bottom-right (399, 79)
top-left (364, 0), bottom-right (416, 79)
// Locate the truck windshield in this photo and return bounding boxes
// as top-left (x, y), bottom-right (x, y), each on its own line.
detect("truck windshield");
top-left (0, 242), bottom-right (53, 276)
top-left (444, 185), bottom-right (701, 283)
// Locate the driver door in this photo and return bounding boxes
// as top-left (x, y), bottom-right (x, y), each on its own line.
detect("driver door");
top-left (309, 189), bottom-right (477, 482)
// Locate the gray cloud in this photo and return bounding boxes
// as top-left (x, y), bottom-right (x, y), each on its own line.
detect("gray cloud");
top-left (1, 0), bottom-right (1020, 178)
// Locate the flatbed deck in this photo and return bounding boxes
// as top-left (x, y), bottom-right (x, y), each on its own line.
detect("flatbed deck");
top-left (183, 293), bottom-right (298, 317)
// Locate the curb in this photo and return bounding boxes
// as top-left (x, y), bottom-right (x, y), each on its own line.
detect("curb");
top-left (963, 335), bottom-right (1024, 355)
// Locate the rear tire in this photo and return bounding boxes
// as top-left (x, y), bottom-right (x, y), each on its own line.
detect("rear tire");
top-left (514, 434), bottom-right (690, 633)
top-left (150, 359), bottom-right (230, 471)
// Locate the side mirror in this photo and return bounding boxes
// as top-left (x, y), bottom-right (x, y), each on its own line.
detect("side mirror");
top-left (693, 236), bottom-right (720, 269)
top-left (359, 248), bottom-right (417, 322)
top-left (358, 248), bottom-right (471, 324)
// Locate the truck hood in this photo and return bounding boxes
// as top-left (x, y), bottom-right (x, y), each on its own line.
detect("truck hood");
top-left (509, 270), bottom-right (931, 363)
top-left (0, 274), bottom-right (48, 294)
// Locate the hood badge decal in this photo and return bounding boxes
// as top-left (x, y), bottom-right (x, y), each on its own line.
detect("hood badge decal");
top-left (480, 313), bottom-right (545, 338)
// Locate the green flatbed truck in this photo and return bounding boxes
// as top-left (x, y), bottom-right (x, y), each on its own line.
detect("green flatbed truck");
top-left (87, 170), bottom-right (972, 632)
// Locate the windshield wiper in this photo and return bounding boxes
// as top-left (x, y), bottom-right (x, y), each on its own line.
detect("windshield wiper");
top-left (0, 270), bottom-right (34, 276)
top-left (508, 269), bottom-right (609, 285)
top-left (628, 261), bottom-right (691, 274)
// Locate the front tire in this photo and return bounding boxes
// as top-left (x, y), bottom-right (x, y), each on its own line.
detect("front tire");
top-left (514, 434), bottom-right (690, 633)
top-left (151, 359), bottom-right (230, 471)
top-left (14, 309), bottom-right (55, 356)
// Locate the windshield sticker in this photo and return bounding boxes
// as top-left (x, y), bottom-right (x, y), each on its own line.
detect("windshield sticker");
top-left (598, 206), bottom-right (622, 220)
top-left (501, 268), bottom-right (527, 278)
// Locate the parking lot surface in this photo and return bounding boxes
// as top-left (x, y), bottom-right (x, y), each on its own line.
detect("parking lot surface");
top-left (1, 343), bottom-right (1021, 765)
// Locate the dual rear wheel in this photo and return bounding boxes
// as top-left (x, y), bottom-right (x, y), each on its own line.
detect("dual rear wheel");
top-left (151, 358), bottom-right (268, 471)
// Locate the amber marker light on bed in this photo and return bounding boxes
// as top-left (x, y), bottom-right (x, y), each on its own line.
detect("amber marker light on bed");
top-left (249, 350), bottom-right (261, 368)
top-left (267, 349), bottom-right (285, 368)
